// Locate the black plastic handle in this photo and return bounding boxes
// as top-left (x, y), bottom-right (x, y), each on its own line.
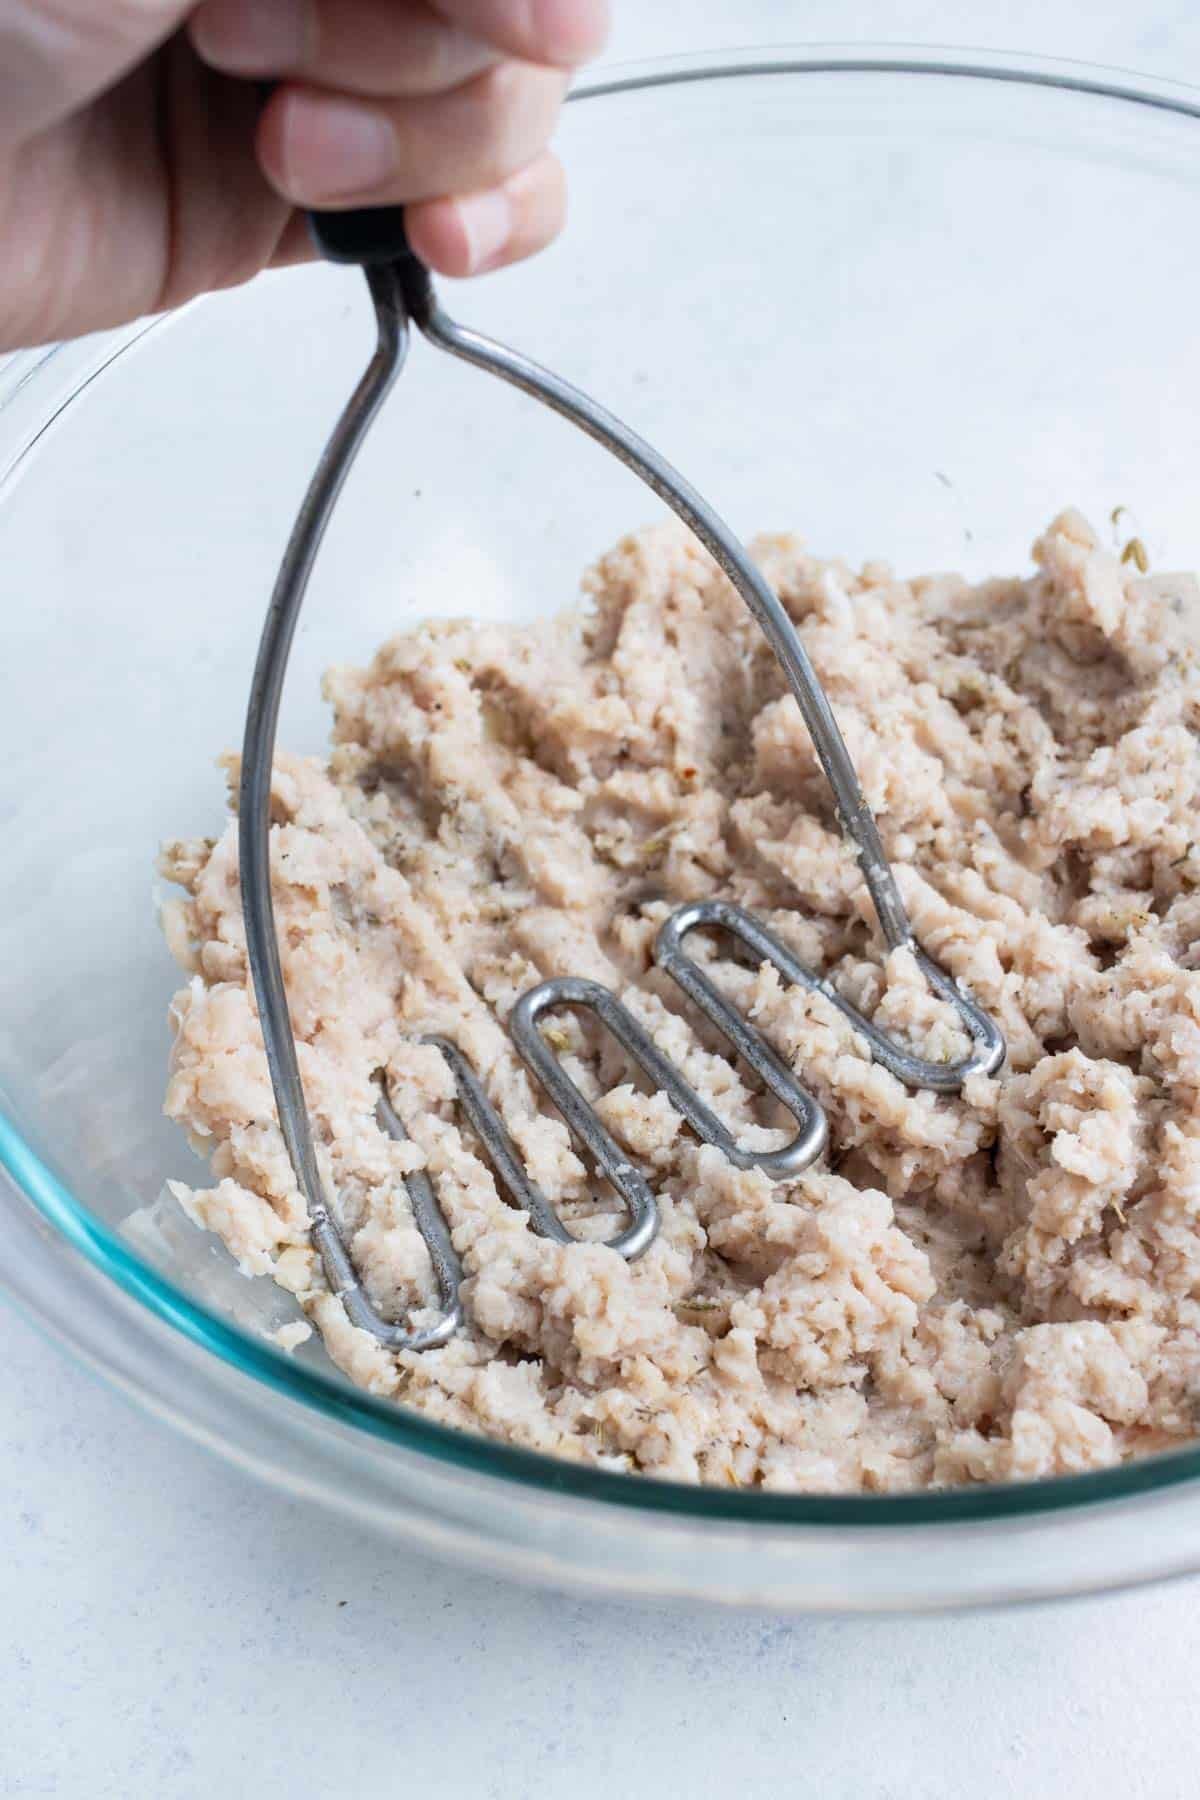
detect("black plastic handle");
top-left (307, 205), bottom-right (414, 267)
top-left (307, 204), bottom-right (435, 326)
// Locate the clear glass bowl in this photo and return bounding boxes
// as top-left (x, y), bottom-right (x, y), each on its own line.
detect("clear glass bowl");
top-left (6, 46), bottom-right (1200, 1610)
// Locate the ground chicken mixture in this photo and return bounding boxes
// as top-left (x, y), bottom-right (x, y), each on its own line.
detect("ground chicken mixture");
top-left (158, 509), bottom-right (1200, 1491)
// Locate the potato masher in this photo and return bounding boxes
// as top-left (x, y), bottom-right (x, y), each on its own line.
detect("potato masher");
top-left (240, 205), bottom-right (1005, 1351)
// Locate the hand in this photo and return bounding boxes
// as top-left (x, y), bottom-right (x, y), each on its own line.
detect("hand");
top-left (0, 0), bottom-right (608, 351)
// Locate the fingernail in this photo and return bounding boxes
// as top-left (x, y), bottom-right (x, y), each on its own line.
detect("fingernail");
top-left (455, 189), bottom-right (512, 272)
top-left (191, 0), bottom-right (309, 72)
top-left (282, 97), bottom-right (397, 201)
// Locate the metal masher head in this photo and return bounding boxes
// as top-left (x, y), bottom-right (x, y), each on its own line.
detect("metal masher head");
top-left (239, 208), bottom-right (1005, 1352)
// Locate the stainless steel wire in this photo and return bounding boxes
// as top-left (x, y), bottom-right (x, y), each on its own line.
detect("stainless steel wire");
top-left (239, 254), bottom-right (1005, 1351)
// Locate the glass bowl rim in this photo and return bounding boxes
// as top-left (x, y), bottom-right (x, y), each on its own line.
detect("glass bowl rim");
top-left (6, 41), bottom-right (1200, 1529)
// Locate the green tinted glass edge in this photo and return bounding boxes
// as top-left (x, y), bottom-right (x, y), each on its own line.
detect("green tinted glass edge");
top-left (8, 1105), bottom-right (1200, 1525)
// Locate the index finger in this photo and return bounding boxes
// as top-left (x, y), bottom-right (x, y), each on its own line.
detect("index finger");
top-left (432, 0), bottom-right (609, 69)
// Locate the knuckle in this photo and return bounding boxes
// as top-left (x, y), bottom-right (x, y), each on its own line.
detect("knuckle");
top-left (423, 21), bottom-right (478, 90)
top-left (307, 3), bottom-right (489, 97)
top-left (465, 63), bottom-right (562, 175)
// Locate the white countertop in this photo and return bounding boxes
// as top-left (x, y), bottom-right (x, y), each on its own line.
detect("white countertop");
top-left (8, 5), bottom-right (1200, 1796)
